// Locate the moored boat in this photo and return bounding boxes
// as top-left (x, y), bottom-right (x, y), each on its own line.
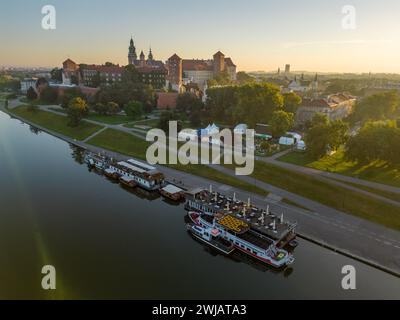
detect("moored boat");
top-left (104, 167), bottom-right (121, 180)
top-left (119, 175), bottom-right (137, 188)
top-left (160, 185), bottom-right (184, 202)
top-left (189, 212), bottom-right (295, 269)
top-left (187, 223), bottom-right (235, 255)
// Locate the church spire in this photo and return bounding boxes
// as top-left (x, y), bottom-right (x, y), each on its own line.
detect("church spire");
top-left (128, 36), bottom-right (137, 64)
top-left (148, 47), bottom-right (154, 61)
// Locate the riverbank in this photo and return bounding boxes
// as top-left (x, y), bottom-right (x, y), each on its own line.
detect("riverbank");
top-left (2, 104), bottom-right (400, 277)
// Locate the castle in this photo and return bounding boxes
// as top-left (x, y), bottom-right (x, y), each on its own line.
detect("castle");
top-left (167, 51), bottom-right (237, 92)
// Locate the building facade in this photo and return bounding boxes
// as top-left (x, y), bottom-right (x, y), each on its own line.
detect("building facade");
top-left (20, 78), bottom-right (38, 94)
top-left (166, 51), bottom-right (237, 91)
top-left (295, 93), bottom-right (356, 125)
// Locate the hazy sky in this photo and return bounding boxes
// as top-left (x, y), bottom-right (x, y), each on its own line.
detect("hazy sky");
top-left (1, 0), bottom-right (400, 72)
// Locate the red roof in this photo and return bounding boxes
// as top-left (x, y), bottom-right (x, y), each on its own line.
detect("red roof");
top-left (168, 54), bottom-right (182, 61)
top-left (182, 59), bottom-right (213, 71)
top-left (301, 98), bottom-right (331, 108)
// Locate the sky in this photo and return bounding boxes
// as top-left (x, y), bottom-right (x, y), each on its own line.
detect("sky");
top-left (1, 0), bottom-right (400, 73)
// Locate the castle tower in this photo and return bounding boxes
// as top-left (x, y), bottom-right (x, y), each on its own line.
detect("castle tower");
top-left (128, 37), bottom-right (137, 65)
top-left (213, 51), bottom-right (225, 76)
top-left (167, 54), bottom-right (183, 92)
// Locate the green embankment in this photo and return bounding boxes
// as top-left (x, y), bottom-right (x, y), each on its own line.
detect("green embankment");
top-left (11, 106), bottom-right (103, 141)
top-left (278, 150), bottom-right (400, 188)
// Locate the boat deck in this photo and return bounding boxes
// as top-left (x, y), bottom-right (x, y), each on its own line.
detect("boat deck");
top-left (186, 190), bottom-right (296, 241)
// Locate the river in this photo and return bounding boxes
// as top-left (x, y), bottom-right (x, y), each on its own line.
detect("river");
top-left (0, 110), bottom-right (399, 299)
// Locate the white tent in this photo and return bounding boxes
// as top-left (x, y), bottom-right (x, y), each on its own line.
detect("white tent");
top-left (279, 136), bottom-right (296, 146)
top-left (234, 124), bottom-right (248, 135)
top-left (297, 140), bottom-right (306, 151)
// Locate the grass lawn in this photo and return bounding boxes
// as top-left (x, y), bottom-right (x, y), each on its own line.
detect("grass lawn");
top-left (87, 128), bottom-right (149, 160)
top-left (330, 178), bottom-right (400, 203)
top-left (87, 128), bottom-right (268, 196)
top-left (11, 106), bottom-right (103, 141)
top-left (85, 113), bottom-right (130, 125)
top-left (48, 108), bottom-right (131, 125)
top-left (278, 149), bottom-right (400, 188)
top-left (248, 161), bottom-right (400, 230)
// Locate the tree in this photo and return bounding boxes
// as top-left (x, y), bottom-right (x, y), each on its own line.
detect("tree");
top-left (94, 102), bottom-right (108, 115)
top-left (176, 92), bottom-right (203, 115)
top-left (107, 102), bottom-right (120, 115)
top-left (305, 114), bottom-right (349, 159)
top-left (208, 71), bottom-right (232, 87)
top-left (270, 110), bottom-right (294, 137)
top-left (124, 100), bottom-right (144, 120)
top-left (352, 91), bottom-right (399, 122)
top-left (283, 92), bottom-right (302, 114)
top-left (189, 109), bottom-right (202, 127)
top-left (27, 87), bottom-right (38, 101)
top-left (67, 97), bottom-right (88, 127)
top-left (60, 88), bottom-right (86, 108)
top-left (158, 111), bottom-right (182, 133)
top-left (40, 86), bottom-right (58, 104)
top-left (234, 83), bottom-right (284, 127)
top-left (346, 121), bottom-right (400, 165)
top-left (236, 72), bottom-right (255, 84)
top-left (95, 70), bottom-right (156, 111)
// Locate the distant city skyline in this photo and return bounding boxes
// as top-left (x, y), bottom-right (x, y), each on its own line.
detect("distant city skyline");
top-left (1, 0), bottom-right (400, 73)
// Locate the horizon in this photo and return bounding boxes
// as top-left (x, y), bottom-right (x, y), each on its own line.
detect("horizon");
top-left (1, 0), bottom-right (400, 73)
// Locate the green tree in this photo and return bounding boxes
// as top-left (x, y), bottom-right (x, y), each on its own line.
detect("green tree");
top-left (305, 114), bottom-right (349, 159)
top-left (346, 121), bottom-right (400, 165)
top-left (270, 110), bottom-right (294, 137)
top-left (352, 91), bottom-right (399, 122)
top-left (60, 88), bottom-right (86, 108)
top-left (40, 86), bottom-right (58, 104)
top-left (27, 87), bottom-right (38, 101)
top-left (107, 102), bottom-right (120, 115)
top-left (236, 72), bottom-right (255, 84)
top-left (176, 92), bottom-right (203, 115)
top-left (208, 71), bottom-right (232, 87)
top-left (94, 102), bottom-right (108, 115)
top-left (283, 92), bottom-right (302, 114)
top-left (67, 97), bottom-right (88, 127)
top-left (124, 100), bottom-right (144, 120)
top-left (158, 111), bottom-right (182, 133)
top-left (234, 83), bottom-right (284, 127)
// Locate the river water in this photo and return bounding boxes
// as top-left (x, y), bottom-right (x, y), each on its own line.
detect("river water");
top-left (0, 111), bottom-right (399, 299)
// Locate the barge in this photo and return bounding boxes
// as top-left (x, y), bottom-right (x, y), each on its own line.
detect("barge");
top-left (84, 151), bottom-right (165, 191)
top-left (160, 185), bottom-right (185, 202)
top-left (188, 211), bottom-right (294, 269)
top-left (185, 188), bottom-right (297, 249)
